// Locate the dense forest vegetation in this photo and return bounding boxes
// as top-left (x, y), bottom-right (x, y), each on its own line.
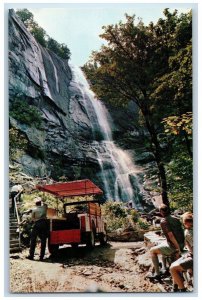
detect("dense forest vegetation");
top-left (83, 9), bottom-right (193, 210)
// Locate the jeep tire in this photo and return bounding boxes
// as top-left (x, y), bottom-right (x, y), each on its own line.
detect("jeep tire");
top-left (86, 223), bottom-right (96, 248)
top-left (48, 239), bottom-right (59, 255)
top-left (99, 232), bottom-right (107, 246)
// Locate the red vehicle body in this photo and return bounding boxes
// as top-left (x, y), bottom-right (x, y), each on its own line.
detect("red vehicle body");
top-left (35, 179), bottom-right (107, 254)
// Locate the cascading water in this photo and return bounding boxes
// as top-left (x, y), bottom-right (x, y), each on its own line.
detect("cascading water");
top-left (70, 65), bottom-right (142, 208)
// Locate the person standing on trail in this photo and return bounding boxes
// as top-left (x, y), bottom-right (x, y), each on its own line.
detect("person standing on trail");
top-left (170, 212), bottom-right (193, 292)
top-left (27, 197), bottom-right (48, 261)
top-left (148, 204), bottom-right (184, 281)
top-left (10, 183), bottom-right (23, 213)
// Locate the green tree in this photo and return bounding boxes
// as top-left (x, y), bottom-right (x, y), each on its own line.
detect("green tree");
top-left (83, 9), bottom-right (192, 207)
top-left (46, 38), bottom-right (60, 54)
top-left (162, 112), bottom-right (192, 157)
top-left (47, 38), bottom-right (71, 59)
top-left (16, 8), bottom-right (34, 26)
top-left (161, 112), bottom-right (192, 210)
top-left (16, 9), bottom-right (47, 47)
top-left (59, 43), bottom-right (71, 60)
top-left (16, 9), bottom-right (71, 59)
top-left (31, 25), bottom-right (47, 47)
top-left (166, 149), bottom-right (193, 211)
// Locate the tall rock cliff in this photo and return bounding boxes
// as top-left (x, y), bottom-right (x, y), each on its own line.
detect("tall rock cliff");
top-left (9, 9), bottom-right (97, 178)
top-left (9, 10), bottom-right (158, 205)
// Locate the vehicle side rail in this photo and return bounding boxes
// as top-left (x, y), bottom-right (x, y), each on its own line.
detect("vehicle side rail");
top-left (64, 199), bottom-right (101, 207)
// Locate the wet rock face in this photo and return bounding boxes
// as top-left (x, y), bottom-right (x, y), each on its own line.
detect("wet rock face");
top-left (8, 9), bottom-right (72, 115)
top-left (9, 11), bottom-right (57, 103)
top-left (8, 9), bottom-right (98, 179)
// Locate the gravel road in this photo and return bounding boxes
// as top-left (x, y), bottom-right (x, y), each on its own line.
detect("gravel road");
top-left (9, 241), bottom-right (163, 294)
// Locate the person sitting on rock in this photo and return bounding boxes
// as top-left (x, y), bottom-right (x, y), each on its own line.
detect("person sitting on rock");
top-left (170, 212), bottom-right (193, 292)
top-left (148, 204), bottom-right (184, 281)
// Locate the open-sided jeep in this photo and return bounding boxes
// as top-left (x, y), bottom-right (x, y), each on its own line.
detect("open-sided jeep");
top-left (35, 179), bottom-right (107, 254)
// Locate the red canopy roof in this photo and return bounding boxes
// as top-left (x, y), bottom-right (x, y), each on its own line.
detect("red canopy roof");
top-left (35, 179), bottom-right (103, 198)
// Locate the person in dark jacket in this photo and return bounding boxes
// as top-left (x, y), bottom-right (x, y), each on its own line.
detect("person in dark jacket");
top-left (148, 204), bottom-right (184, 280)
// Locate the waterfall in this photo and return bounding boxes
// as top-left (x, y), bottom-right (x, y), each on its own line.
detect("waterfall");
top-left (70, 65), bottom-right (142, 208)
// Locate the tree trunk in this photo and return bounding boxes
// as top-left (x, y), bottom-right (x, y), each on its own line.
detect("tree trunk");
top-left (183, 131), bottom-right (192, 158)
top-left (141, 105), bottom-right (169, 207)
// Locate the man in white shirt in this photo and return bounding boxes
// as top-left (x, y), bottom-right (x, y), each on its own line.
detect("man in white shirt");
top-left (27, 197), bottom-right (48, 261)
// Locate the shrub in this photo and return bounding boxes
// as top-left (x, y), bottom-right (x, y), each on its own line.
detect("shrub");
top-left (47, 38), bottom-right (71, 59)
top-left (20, 191), bottom-right (60, 211)
top-left (10, 99), bottom-right (42, 129)
top-left (102, 201), bottom-right (127, 218)
top-left (9, 127), bottom-right (28, 160)
top-left (101, 201), bottom-right (153, 233)
top-left (129, 209), bottom-right (140, 223)
top-left (101, 201), bottom-right (129, 232)
top-left (137, 218), bottom-right (150, 230)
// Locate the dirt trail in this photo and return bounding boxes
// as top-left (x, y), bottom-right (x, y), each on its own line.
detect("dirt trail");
top-left (10, 241), bottom-right (163, 293)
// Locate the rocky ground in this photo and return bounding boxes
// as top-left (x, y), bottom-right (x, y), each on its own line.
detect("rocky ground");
top-left (9, 241), bottom-right (175, 294)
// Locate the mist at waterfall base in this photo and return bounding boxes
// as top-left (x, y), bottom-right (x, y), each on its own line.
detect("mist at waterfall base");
top-left (70, 65), bottom-right (143, 209)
